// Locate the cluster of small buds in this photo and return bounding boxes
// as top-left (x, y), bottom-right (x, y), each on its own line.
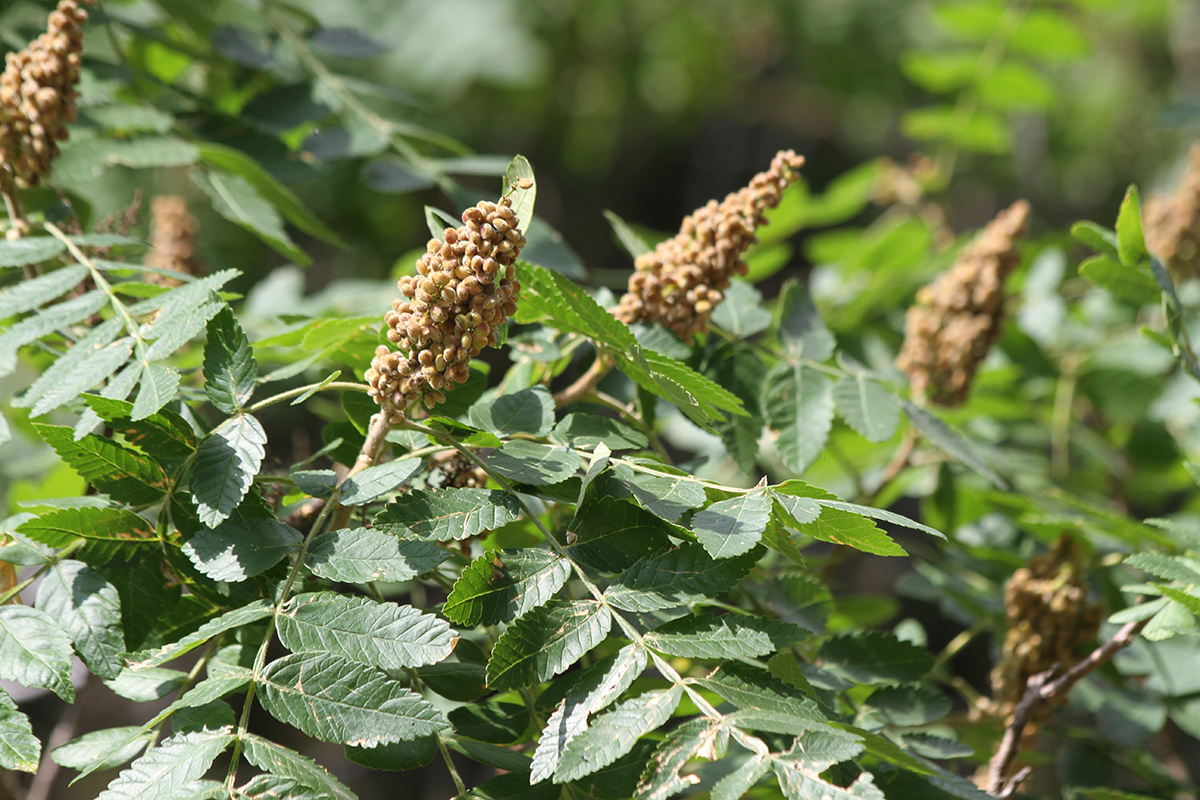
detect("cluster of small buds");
top-left (0, 0), bottom-right (92, 189)
top-left (366, 197), bottom-right (524, 420)
top-left (615, 150), bottom-right (805, 339)
top-left (145, 195), bottom-right (203, 287)
top-left (896, 200), bottom-right (1030, 407)
top-left (1144, 142), bottom-right (1200, 281)
top-left (982, 535), bottom-right (1102, 727)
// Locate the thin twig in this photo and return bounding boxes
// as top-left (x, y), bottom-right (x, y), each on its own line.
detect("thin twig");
top-left (985, 617), bottom-right (1149, 796)
top-left (552, 356), bottom-right (612, 409)
top-left (327, 412), bottom-right (393, 531)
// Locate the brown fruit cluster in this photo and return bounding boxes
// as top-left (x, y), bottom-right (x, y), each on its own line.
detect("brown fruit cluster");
top-left (366, 198), bottom-right (524, 420)
top-left (0, 0), bottom-right (92, 189)
top-left (615, 150), bottom-right (805, 339)
top-left (145, 195), bottom-right (204, 287)
top-left (983, 535), bottom-right (1102, 727)
top-left (896, 200), bottom-right (1030, 407)
top-left (1144, 142), bottom-right (1200, 281)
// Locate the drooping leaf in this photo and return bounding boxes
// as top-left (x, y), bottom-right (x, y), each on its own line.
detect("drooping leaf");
top-left (691, 494), bottom-right (772, 559)
top-left (241, 734), bottom-right (356, 800)
top-left (375, 488), bottom-right (521, 541)
top-left (191, 414), bottom-right (268, 527)
top-left (0, 264), bottom-right (87, 320)
top-left (487, 441), bottom-right (582, 486)
top-left (256, 652), bottom-right (449, 746)
top-left (191, 169), bottom-right (310, 265)
top-left (554, 687), bottom-right (683, 782)
top-left (182, 515), bottom-right (301, 582)
top-left (94, 728), bottom-right (235, 800)
top-left (531, 644), bottom-right (647, 783)
top-left (277, 592), bottom-right (455, 670)
top-left (128, 601), bottom-right (272, 669)
top-left (643, 613), bottom-right (808, 659)
top-left (0, 606), bottom-right (74, 701)
top-left (0, 690), bottom-right (39, 772)
top-left (469, 386), bottom-right (555, 437)
top-left (33, 423), bottom-right (169, 505)
top-left (52, 726), bottom-right (150, 772)
top-left (306, 527), bottom-right (449, 583)
top-left (338, 458), bottom-right (423, 505)
top-left (793, 506), bottom-right (905, 557)
top-left (444, 548), bottom-right (571, 627)
top-left (203, 306), bottom-right (258, 414)
top-left (606, 544), bottom-right (760, 612)
top-left (566, 496), bottom-right (674, 573)
top-left (833, 374), bottom-right (900, 443)
top-left (900, 399), bottom-right (1006, 488)
top-left (816, 631), bottom-right (934, 685)
top-left (764, 361), bottom-right (834, 475)
top-left (486, 599), bottom-right (612, 690)
top-left (35, 559), bottom-right (125, 680)
top-left (635, 717), bottom-right (726, 800)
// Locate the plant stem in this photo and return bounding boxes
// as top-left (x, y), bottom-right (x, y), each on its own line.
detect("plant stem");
top-left (245, 381), bottom-right (371, 413)
top-left (436, 732), bottom-right (467, 796)
top-left (553, 355), bottom-right (612, 408)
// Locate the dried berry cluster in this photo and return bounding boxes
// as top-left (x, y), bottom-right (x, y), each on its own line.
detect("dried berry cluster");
top-left (1144, 142), bottom-right (1200, 281)
top-left (615, 150), bottom-right (805, 339)
top-left (145, 196), bottom-right (203, 287)
top-left (366, 198), bottom-right (524, 420)
top-left (896, 200), bottom-right (1030, 407)
top-left (983, 535), bottom-right (1102, 726)
top-left (0, 0), bottom-right (92, 189)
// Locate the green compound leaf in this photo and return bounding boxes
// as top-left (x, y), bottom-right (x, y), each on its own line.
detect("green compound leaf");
top-left (486, 599), bottom-right (612, 691)
top-left (771, 731), bottom-right (875, 800)
top-left (306, 527), bottom-right (449, 583)
top-left (444, 548), bottom-right (570, 627)
top-left (832, 374), bottom-right (900, 443)
top-left (277, 592), bottom-right (455, 670)
top-left (0, 690), bottom-right (39, 772)
top-left (35, 560), bottom-right (125, 680)
top-left (554, 687), bottom-right (683, 783)
top-left (181, 515), bottom-right (301, 582)
top-left (550, 413), bottom-right (647, 450)
top-left (487, 440), bottom-right (582, 485)
top-left (712, 280), bottom-right (772, 338)
top-left (816, 630), bottom-right (934, 685)
top-left (0, 290), bottom-right (108, 374)
top-left (698, 663), bottom-right (829, 736)
top-left (764, 361), bottom-right (834, 476)
top-left (338, 458), bottom-right (423, 505)
top-left (612, 464), bottom-right (707, 522)
top-left (257, 652), bottom-right (449, 746)
top-left (191, 414), bottom-right (268, 528)
top-left (374, 488), bottom-right (521, 541)
top-left (469, 386), bottom-right (555, 437)
top-left (33, 423), bottom-right (169, 506)
top-left (17, 320), bottom-right (134, 418)
top-left (531, 644), bottom-right (647, 783)
top-left (202, 306), bottom-right (258, 414)
top-left (643, 613), bottom-right (808, 659)
top-left (900, 399), bottom-right (1006, 488)
top-left (241, 734), bottom-right (356, 800)
top-left (793, 505), bottom-right (905, 557)
top-left (711, 752), bottom-right (771, 800)
top-left (566, 496), bottom-right (674, 573)
top-left (130, 363), bottom-right (181, 422)
top-left (16, 506), bottom-right (156, 565)
top-left (691, 493), bottom-right (772, 559)
top-left (94, 728), bottom-right (235, 800)
top-left (0, 263), bottom-right (86, 320)
top-left (128, 600), bottom-right (272, 670)
top-left (816, 499), bottom-right (945, 540)
top-left (605, 544), bottom-right (761, 612)
top-left (0, 606), bottom-right (74, 701)
top-left (191, 168), bottom-right (310, 265)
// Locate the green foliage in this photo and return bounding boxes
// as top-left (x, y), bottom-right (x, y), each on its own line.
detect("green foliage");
top-left (0, 2), bottom-right (1194, 798)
